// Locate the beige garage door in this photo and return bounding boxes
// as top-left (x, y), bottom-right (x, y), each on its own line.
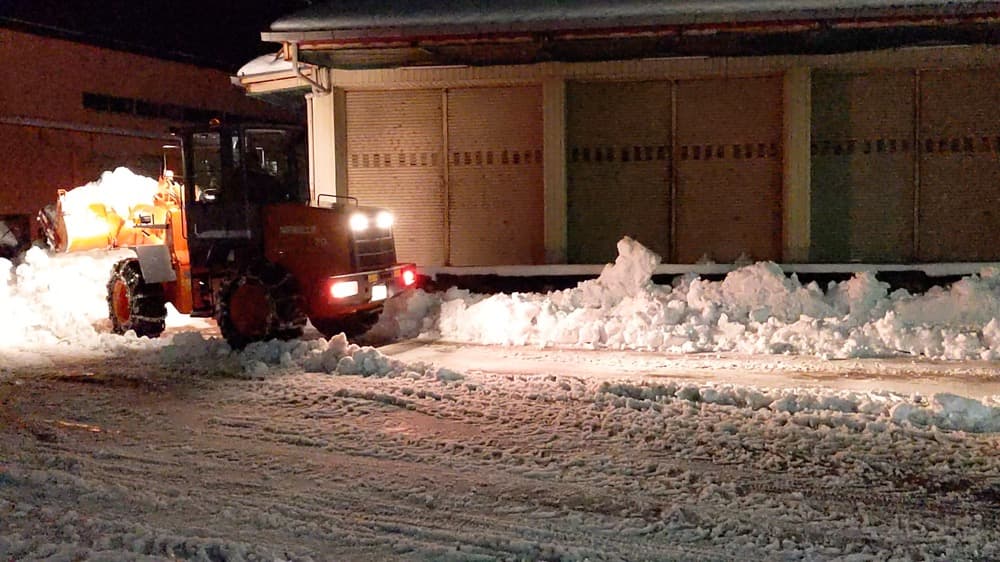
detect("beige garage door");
top-left (918, 68), bottom-right (1000, 262)
top-left (566, 81), bottom-right (672, 264)
top-left (811, 71), bottom-right (916, 262)
top-left (447, 86), bottom-right (544, 265)
top-left (675, 77), bottom-right (783, 263)
top-left (345, 90), bottom-right (446, 266)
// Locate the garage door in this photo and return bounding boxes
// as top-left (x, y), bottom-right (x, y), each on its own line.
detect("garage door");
top-left (675, 77), bottom-right (783, 263)
top-left (811, 71), bottom-right (915, 262)
top-left (918, 68), bottom-right (1000, 262)
top-left (447, 87), bottom-right (544, 265)
top-left (345, 90), bottom-right (446, 266)
top-left (566, 81), bottom-right (672, 264)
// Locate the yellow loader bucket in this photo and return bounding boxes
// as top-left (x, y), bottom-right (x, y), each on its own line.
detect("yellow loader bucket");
top-left (58, 202), bottom-right (124, 252)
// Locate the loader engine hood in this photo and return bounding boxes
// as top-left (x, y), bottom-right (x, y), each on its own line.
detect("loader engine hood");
top-left (263, 202), bottom-right (398, 276)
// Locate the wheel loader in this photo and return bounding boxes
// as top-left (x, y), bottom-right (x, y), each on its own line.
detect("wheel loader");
top-left (39, 120), bottom-right (416, 347)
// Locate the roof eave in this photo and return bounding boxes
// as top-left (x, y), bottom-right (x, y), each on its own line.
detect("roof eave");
top-left (263, 12), bottom-right (1000, 48)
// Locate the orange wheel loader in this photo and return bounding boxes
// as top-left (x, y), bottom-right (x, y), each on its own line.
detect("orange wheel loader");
top-left (41, 120), bottom-right (417, 347)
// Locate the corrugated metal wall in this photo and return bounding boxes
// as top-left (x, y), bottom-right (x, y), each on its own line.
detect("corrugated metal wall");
top-left (674, 77), bottom-right (783, 263)
top-left (0, 124), bottom-right (164, 215)
top-left (565, 81), bottom-right (672, 264)
top-left (345, 90), bottom-right (446, 266)
top-left (337, 61), bottom-right (1000, 267)
top-left (446, 87), bottom-right (544, 265)
top-left (918, 68), bottom-right (1000, 262)
top-left (811, 71), bottom-right (916, 262)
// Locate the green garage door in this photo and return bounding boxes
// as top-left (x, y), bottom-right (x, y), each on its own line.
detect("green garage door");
top-left (566, 81), bottom-right (672, 264)
top-left (811, 71), bottom-right (916, 262)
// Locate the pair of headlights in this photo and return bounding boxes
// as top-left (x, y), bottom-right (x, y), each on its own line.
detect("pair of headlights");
top-left (349, 211), bottom-right (393, 231)
top-left (329, 267), bottom-right (417, 300)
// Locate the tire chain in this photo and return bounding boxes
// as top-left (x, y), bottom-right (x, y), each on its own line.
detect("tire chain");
top-left (217, 261), bottom-right (306, 347)
top-left (107, 258), bottom-right (166, 337)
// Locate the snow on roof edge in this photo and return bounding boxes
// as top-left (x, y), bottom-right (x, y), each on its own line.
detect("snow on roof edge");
top-left (237, 53), bottom-right (295, 77)
top-left (269, 0), bottom-right (1000, 35)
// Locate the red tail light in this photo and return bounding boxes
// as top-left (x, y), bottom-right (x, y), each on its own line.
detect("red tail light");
top-left (402, 268), bottom-right (416, 287)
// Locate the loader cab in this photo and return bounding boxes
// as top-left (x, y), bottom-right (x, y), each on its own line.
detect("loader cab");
top-left (175, 122), bottom-right (308, 269)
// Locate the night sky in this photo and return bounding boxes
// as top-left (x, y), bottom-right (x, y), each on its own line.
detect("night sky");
top-left (0, 0), bottom-right (314, 71)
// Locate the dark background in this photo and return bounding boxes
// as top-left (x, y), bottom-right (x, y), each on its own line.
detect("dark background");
top-left (0, 0), bottom-right (314, 71)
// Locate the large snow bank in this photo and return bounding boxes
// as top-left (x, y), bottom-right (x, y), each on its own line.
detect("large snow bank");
top-left (5, 229), bottom-right (1000, 366)
top-left (376, 236), bottom-right (1000, 361)
top-left (6, 219), bottom-right (1000, 433)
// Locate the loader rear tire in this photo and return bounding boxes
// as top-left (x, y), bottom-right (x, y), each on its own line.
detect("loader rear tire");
top-left (216, 261), bottom-right (306, 349)
top-left (107, 258), bottom-right (166, 338)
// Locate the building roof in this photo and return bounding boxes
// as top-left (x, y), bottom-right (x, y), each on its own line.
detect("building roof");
top-left (269, 0), bottom-right (999, 37)
top-left (262, 0), bottom-right (1000, 69)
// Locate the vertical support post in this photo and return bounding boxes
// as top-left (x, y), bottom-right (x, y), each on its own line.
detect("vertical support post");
top-left (442, 89), bottom-right (451, 265)
top-left (669, 80), bottom-right (678, 263)
top-left (331, 86), bottom-right (349, 198)
top-left (304, 74), bottom-right (348, 202)
top-left (542, 77), bottom-right (567, 264)
top-left (913, 69), bottom-right (922, 260)
top-left (305, 92), bottom-right (317, 202)
top-left (782, 67), bottom-right (812, 263)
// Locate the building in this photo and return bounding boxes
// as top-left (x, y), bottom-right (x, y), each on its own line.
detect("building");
top-left (0, 26), bottom-right (296, 217)
top-left (240, 0), bottom-right (1000, 268)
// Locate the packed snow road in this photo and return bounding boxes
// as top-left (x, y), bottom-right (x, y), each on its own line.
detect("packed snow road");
top-left (3, 344), bottom-right (1000, 561)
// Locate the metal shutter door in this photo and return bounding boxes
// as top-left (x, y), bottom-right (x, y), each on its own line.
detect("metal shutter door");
top-left (811, 71), bottom-right (915, 262)
top-left (346, 90), bottom-right (446, 266)
top-left (447, 86), bottom-right (544, 265)
top-left (675, 77), bottom-right (783, 263)
top-left (918, 68), bottom-right (1000, 262)
top-left (566, 81), bottom-right (671, 264)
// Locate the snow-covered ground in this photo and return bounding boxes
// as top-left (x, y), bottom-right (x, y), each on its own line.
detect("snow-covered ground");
top-left (4, 342), bottom-right (1000, 560)
top-left (4, 227), bottom-right (1000, 559)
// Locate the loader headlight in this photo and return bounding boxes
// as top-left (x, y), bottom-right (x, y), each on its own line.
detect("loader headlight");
top-left (330, 280), bottom-right (359, 299)
top-left (375, 211), bottom-right (394, 229)
top-left (349, 213), bottom-right (369, 232)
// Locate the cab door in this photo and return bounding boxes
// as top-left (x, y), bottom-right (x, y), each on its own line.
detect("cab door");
top-left (182, 129), bottom-right (259, 268)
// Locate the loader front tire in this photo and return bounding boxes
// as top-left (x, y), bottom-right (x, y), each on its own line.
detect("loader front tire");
top-left (107, 258), bottom-right (166, 338)
top-left (216, 261), bottom-right (306, 349)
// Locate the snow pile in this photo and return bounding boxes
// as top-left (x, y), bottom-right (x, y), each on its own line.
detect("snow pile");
top-left (891, 393), bottom-right (1000, 433)
top-left (158, 331), bottom-right (461, 384)
top-left (600, 379), bottom-right (1000, 434)
top-left (378, 237), bottom-right (1000, 361)
top-left (4, 232), bottom-right (1000, 366)
top-left (4, 228), bottom-right (1000, 431)
top-left (0, 246), bottom-right (150, 361)
top-left (58, 167), bottom-right (160, 222)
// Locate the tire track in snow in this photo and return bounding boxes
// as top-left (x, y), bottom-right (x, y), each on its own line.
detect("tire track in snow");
top-left (5, 357), bottom-right (1000, 560)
